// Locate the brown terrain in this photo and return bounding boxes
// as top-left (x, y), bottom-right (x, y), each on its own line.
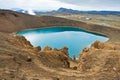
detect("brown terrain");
top-left (0, 10), bottom-right (120, 80)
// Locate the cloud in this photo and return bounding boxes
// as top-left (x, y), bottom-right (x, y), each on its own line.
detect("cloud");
top-left (0, 0), bottom-right (81, 11)
top-left (57, 0), bottom-right (120, 10)
top-left (57, 0), bottom-right (120, 6)
top-left (0, 0), bottom-right (120, 11)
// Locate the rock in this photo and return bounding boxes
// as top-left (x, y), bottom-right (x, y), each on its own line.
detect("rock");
top-left (43, 46), bottom-right (52, 51)
top-left (60, 46), bottom-right (69, 56)
top-left (26, 56), bottom-right (32, 62)
top-left (73, 55), bottom-right (76, 61)
top-left (9, 35), bottom-right (33, 48)
top-left (52, 77), bottom-right (59, 80)
top-left (39, 50), bottom-right (70, 68)
top-left (90, 40), bottom-right (113, 49)
top-left (16, 54), bottom-right (32, 62)
top-left (33, 46), bottom-right (41, 52)
top-left (72, 66), bottom-right (77, 70)
top-left (63, 60), bottom-right (70, 68)
top-left (82, 48), bottom-right (89, 52)
top-left (53, 48), bottom-right (59, 51)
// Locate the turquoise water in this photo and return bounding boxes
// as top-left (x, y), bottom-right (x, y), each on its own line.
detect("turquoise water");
top-left (17, 26), bottom-right (109, 58)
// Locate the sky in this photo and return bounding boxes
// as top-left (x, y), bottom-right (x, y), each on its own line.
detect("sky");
top-left (0, 0), bottom-right (120, 11)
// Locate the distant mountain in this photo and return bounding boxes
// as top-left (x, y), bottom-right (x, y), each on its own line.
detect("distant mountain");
top-left (35, 7), bottom-right (120, 15)
top-left (1, 7), bottom-right (120, 15)
top-left (56, 7), bottom-right (120, 15)
top-left (57, 7), bottom-right (80, 14)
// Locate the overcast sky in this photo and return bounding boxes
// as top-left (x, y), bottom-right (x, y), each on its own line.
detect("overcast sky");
top-left (0, 0), bottom-right (120, 11)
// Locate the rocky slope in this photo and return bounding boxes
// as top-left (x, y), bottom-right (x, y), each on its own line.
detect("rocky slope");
top-left (78, 41), bottom-right (120, 80)
top-left (0, 10), bottom-right (120, 80)
top-left (0, 32), bottom-right (71, 80)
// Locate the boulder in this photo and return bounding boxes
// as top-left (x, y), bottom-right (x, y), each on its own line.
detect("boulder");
top-left (90, 40), bottom-right (113, 49)
top-left (60, 46), bottom-right (69, 56)
top-left (33, 46), bottom-right (41, 52)
top-left (43, 46), bottom-right (52, 51)
top-left (53, 48), bottom-right (59, 51)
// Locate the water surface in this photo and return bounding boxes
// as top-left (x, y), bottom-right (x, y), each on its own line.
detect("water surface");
top-left (17, 26), bottom-right (109, 57)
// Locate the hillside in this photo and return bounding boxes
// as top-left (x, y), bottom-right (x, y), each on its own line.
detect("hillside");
top-left (54, 14), bottom-right (120, 29)
top-left (0, 10), bottom-right (120, 42)
top-left (0, 10), bottom-right (120, 80)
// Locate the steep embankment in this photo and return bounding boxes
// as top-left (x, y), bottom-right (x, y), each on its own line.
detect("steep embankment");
top-left (0, 10), bottom-right (120, 80)
top-left (0, 10), bottom-right (120, 42)
top-left (0, 32), bottom-right (71, 80)
top-left (78, 41), bottom-right (120, 80)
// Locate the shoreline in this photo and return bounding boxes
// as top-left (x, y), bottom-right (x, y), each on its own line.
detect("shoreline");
top-left (16, 26), bottom-right (109, 38)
